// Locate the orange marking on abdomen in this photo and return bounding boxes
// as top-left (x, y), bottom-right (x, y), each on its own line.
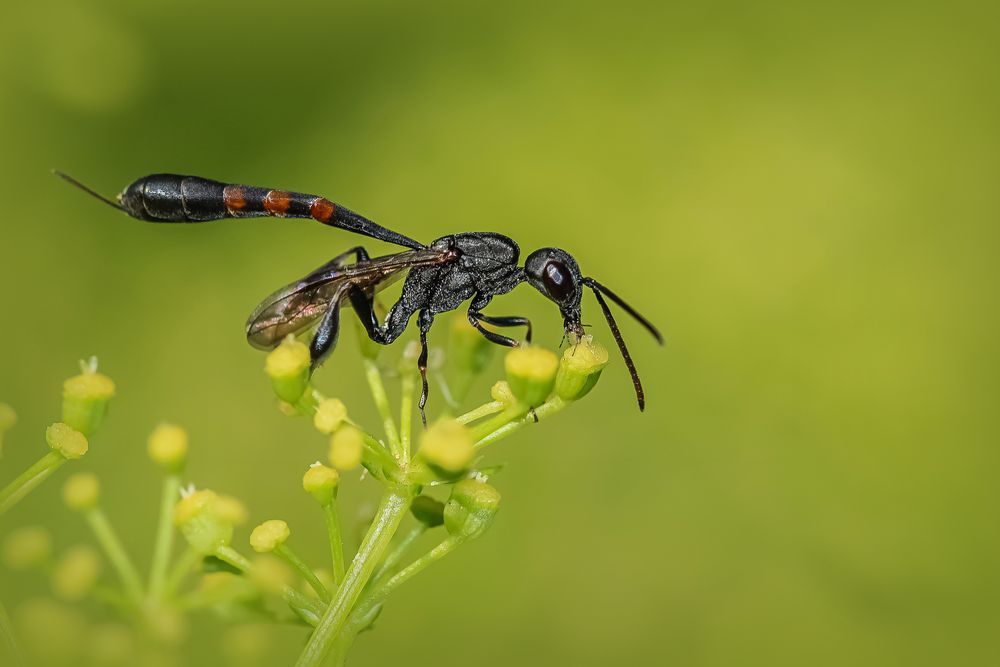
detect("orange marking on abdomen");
top-left (264, 190), bottom-right (292, 216)
top-left (223, 185), bottom-right (246, 215)
top-left (310, 197), bottom-right (336, 223)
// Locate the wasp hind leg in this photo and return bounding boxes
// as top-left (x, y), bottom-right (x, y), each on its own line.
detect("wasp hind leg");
top-left (309, 299), bottom-right (342, 372)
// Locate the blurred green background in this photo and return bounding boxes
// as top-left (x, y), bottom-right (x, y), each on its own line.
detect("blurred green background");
top-left (1, 0), bottom-right (998, 664)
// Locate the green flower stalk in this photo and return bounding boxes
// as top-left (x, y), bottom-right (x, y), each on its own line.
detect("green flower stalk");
top-left (0, 423), bottom-right (89, 515)
top-left (251, 520), bottom-right (330, 601)
top-left (64, 473), bottom-right (144, 605)
top-left (148, 424), bottom-right (189, 600)
top-left (303, 464), bottom-right (346, 584)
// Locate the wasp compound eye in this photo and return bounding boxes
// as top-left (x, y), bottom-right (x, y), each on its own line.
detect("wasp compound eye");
top-left (542, 260), bottom-right (575, 302)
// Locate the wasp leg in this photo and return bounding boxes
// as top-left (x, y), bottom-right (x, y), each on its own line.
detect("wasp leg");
top-left (468, 296), bottom-right (533, 346)
top-left (417, 310), bottom-right (434, 427)
top-left (309, 297), bottom-right (343, 371)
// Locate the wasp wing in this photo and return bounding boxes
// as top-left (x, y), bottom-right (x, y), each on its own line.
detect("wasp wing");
top-left (246, 248), bottom-right (452, 350)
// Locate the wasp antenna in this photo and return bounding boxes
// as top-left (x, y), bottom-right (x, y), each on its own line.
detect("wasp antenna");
top-left (583, 277), bottom-right (663, 344)
top-left (53, 170), bottom-right (124, 212)
top-left (587, 282), bottom-right (646, 411)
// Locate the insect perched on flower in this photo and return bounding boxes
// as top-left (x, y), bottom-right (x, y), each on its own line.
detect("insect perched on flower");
top-left (58, 172), bottom-right (663, 421)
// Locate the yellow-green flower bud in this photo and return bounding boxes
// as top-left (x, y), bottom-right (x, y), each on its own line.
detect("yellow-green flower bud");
top-left (328, 425), bottom-right (364, 471)
top-left (147, 423), bottom-right (189, 472)
top-left (265, 336), bottom-right (311, 403)
top-left (444, 479), bottom-right (501, 542)
top-left (46, 422), bottom-right (88, 459)
top-left (249, 554), bottom-right (294, 595)
top-left (174, 489), bottom-right (234, 554)
top-left (62, 472), bottom-right (100, 511)
top-left (1, 526), bottom-right (52, 570)
top-left (62, 367), bottom-right (115, 437)
top-left (449, 313), bottom-right (494, 375)
top-left (313, 398), bottom-right (348, 434)
top-left (418, 419), bottom-right (475, 475)
top-left (555, 336), bottom-right (609, 402)
top-left (410, 495), bottom-right (445, 527)
top-left (504, 346), bottom-right (559, 406)
top-left (490, 380), bottom-right (515, 405)
top-left (249, 520), bottom-right (290, 553)
top-left (303, 463), bottom-right (339, 505)
top-left (51, 545), bottom-right (101, 601)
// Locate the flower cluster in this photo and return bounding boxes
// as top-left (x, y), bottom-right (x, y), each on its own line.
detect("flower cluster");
top-left (0, 314), bottom-right (610, 666)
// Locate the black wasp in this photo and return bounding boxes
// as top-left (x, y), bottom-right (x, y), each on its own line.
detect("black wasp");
top-left (58, 172), bottom-right (663, 422)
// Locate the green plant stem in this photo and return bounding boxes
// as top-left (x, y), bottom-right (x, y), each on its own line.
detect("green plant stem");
top-left (324, 503), bottom-right (346, 585)
top-left (0, 451), bottom-right (66, 515)
top-left (214, 545), bottom-right (252, 572)
top-left (371, 524), bottom-right (426, 583)
top-left (163, 546), bottom-right (200, 598)
top-left (470, 403), bottom-right (532, 442)
top-left (456, 400), bottom-right (505, 425)
top-left (399, 372), bottom-right (415, 461)
top-left (356, 536), bottom-right (461, 619)
top-left (148, 473), bottom-right (181, 600)
top-left (0, 598), bottom-right (24, 667)
top-left (474, 398), bottom-right (567, 449)
top-left (296, 489), bottom-right (412, 667)
top-left (276, 544), bottom-right (330, 602)
top-left (362, 358), bottom-right (401, 459)
top-left (85, 507), bottom-right (145, 605)
top-left (212, 546), bottom-right (322, 623)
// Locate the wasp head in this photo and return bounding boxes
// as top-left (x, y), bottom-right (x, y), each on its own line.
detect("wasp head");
top-left (524, 247), bottom-right (585, 336)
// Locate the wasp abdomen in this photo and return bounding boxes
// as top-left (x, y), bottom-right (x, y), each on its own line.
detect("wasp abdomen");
top-left (110, 173), bottom-right (424, 248)
top-left (119, 174), bottom-right (227, 222)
